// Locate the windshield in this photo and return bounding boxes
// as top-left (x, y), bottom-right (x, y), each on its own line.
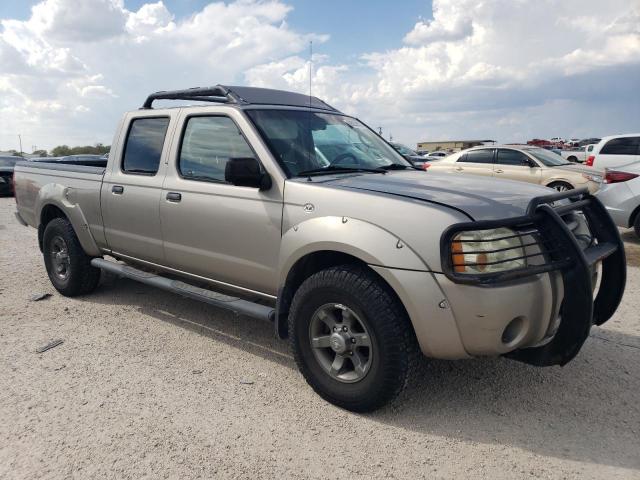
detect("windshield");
top-left (246, 109), bottom-right (411, 176)
top-left (0, 157), bottom-right (17, 167)
top-left (392, 143), bottom-right (418, 156)
top-left (524, 148), bottom-right (571, 167)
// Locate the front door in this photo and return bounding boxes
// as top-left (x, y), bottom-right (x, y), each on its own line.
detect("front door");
top-left (159, 112), bottom-right (283, 295)
top-left (101, 114), bottom-right (174, 264)
top-left (494, 148), bottom-right (542, 185)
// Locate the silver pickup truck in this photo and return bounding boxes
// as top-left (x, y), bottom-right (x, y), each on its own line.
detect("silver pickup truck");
top-left (14, 85), bottom-right (626, 412)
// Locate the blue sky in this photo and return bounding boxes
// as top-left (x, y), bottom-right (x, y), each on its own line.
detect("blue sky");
top-left (0, 0), bottom-right (638, 151)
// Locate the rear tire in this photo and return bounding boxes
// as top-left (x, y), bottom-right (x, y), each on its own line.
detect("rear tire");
top-left (548, 181), bottom-right (574, 192)
top-left (634, 212), bottom-right (640, 239)
top-left (42, 217), bottom-right (101, 297)
top-left (288, 264), bottom-right (419, 412)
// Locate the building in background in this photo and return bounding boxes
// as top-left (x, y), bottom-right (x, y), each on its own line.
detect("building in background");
top-left (416, 139), bottom-right (495, 153)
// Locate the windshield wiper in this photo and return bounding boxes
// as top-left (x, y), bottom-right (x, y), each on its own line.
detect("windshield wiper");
top-left (297, 165), bottom-right (387, 177)
top-left (379, 163), bottom-right (414, 170)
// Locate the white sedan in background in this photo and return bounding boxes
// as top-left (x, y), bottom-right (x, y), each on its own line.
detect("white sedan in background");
top-left (423, 150), bottom-right (449, 160)
top-left (596, 162), bottom-right (640, 237)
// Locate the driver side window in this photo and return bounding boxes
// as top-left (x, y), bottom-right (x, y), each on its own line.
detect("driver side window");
top-left (179, 116), bottom-right (255, 183)
top-left (497, 149), bottom-right (532, 166)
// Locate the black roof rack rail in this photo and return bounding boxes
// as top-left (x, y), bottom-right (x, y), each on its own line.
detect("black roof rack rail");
top-left (141, 85), bottom-right (245, 109)
top-left (141, 84), bottom-right (341, 112)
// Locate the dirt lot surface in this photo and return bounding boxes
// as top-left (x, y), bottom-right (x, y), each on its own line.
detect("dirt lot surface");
top-left (1, 197), bottom-right (639, 479)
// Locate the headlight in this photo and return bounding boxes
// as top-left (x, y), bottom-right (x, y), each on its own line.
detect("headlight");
top-left (582, 172), bottom-right (602, 183)
top-left (451, 227), bottom-right (526, 274)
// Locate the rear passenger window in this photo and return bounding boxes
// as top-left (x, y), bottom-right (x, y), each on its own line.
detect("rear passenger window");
top-left (122, 117), bottom-right (169, 175)
top-left (600, 137), bottom-right (640, 155)
top-left (497, 149), bottom-right (531, 166)
top-left (458, 149), bottom-right (494, 164)
top-left (179, 116), bottom-right (255, 183)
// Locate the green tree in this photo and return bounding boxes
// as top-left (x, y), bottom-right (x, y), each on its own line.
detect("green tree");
top-left (32, 149), bottom-right (48, 157)
top-left (51, 145), bottom-right (71, 157)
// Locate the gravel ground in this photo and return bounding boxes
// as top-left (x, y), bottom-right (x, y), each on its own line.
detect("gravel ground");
top-left (1, 197), bottom-right (639, 480)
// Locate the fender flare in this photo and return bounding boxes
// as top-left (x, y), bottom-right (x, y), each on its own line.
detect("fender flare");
top-left (274, 216), bottom-right (430, 338)
top-left (36, 183), bottom-right (101, 257)
top-left (278, 216), bottom-right (430, 286)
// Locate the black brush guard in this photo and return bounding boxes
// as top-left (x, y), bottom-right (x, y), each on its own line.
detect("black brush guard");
top-left (440, 188), bottom-right (626, 366)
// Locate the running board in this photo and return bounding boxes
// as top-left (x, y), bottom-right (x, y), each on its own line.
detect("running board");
top-left (90, 258), bottom-right (275, 322)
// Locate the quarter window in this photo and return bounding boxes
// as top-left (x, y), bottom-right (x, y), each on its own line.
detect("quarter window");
top-left (600, 137), bottom-right (640, 155)
top-left (458, 149), bottom-right (494, 164)
top-left (179, 116), bottom-right (255, 183)
top-left (122, 117), bottom-right (169, 175)
top-left (496, 149), bottom-right (532, 166)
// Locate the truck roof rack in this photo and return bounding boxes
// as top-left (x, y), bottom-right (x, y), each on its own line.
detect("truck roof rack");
top-left (141, 84), bottom-right (339, 112)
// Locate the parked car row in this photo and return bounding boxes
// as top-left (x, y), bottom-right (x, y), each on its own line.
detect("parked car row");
top-left (422, 145), bottom-right (602, 193)
top-left (586, 133), bottom-right (640, 169)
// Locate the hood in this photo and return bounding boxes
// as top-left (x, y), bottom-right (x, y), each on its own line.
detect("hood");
top-left (327, 170), bottom-right (555, 220)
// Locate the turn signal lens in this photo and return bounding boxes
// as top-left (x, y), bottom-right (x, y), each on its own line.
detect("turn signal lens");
top-left (422, 162), bottom-right (431, 170)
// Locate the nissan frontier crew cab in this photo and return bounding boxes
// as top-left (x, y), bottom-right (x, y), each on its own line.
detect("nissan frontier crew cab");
top-left (13, 85), bottom-right (626, 412)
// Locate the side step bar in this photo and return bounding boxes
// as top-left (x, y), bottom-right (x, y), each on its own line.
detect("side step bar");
top-left (91, 258), bottom-right (275, 322)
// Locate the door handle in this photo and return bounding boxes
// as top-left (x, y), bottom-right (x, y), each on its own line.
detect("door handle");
top-left (112, 185), bottom-right (124, 194)
top-left (455, 166), bottom-right (463, 171)
top-left (166, 192), bottom-right (182, 202)
top-left (495, 169), bottom-right (504, 173)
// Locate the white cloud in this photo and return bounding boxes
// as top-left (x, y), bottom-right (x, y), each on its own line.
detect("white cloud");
top-left (0, 0), bottom-right (638, 151)
top-left (29, 0), bottom-right (127, 43)
top-left (0, 0), bottom-right (328, 149)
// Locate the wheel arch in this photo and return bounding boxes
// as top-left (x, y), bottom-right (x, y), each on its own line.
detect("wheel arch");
top-left (275, 216), bottom-right (429, 339)
top-left (38, 204), bottom-right (67, 252)
top-left (629, 203), bottom-right (640, 229)
top-left (36, 190), bottom-right (101, 257)
top-left (544, 179), bottom-right (575, 190)
top-left (275, 250), bottom-right (413, 340)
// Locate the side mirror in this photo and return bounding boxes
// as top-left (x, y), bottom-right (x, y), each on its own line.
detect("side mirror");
top-left (225, 157), bottom-right (272, 190)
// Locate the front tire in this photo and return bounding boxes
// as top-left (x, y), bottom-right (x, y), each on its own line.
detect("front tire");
top-left (634, 212), bottom-right (640, 239)
top-left (42, 217), bottom-right (101, 297)
top-left (288, 265), bottom-right (418, 412)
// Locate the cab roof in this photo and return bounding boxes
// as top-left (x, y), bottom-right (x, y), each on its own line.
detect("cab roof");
top-left (142, 85), bottom-right (340, 113)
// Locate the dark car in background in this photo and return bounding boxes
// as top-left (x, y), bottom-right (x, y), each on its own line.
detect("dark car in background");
top-left (389, 142), bottom-right (426, 167)
top-left (0, 155), bottom-right (19, 196)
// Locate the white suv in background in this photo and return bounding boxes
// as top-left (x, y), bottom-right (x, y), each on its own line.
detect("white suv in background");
top-left (586, 134), bottom-right (640, 169)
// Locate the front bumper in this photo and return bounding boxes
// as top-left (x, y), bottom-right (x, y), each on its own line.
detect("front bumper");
top-left (439, 188), bottom-right (626, 366)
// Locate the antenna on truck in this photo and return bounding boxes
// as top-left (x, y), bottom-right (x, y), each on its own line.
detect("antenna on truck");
top-left (309, 40), bottom-right (313, 104)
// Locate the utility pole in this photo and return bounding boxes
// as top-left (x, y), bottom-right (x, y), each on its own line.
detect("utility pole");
top-left (18, 134), bottom-right (23, 157)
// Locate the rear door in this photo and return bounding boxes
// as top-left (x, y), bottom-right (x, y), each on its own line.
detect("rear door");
top-left (597, 136), bottom-right (640, 168)
top-left (494, 148), bottom-right (542, 184)
top-left (101, 111), bottom-right (178, 263)
top-left (452, 148), bottom-right (495, 177)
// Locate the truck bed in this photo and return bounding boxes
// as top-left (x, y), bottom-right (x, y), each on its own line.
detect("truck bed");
top-left (13, 161), bottom-right (106, 251)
